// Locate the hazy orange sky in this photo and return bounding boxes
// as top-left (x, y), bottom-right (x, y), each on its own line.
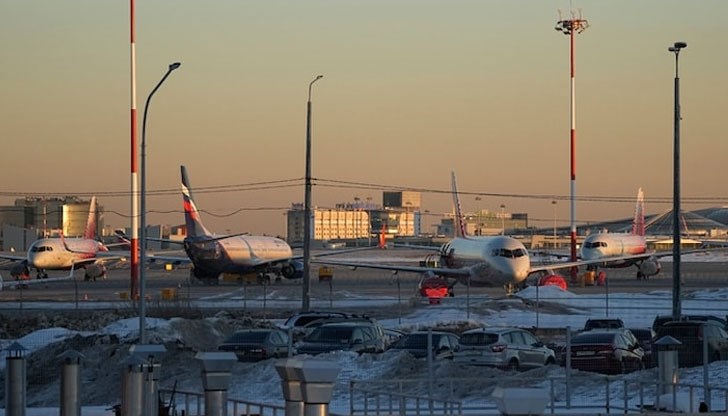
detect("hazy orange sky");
top-left (2, 1), bottom-right (727, 237)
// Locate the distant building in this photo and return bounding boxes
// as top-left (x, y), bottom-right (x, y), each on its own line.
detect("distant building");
top-left (286, 191), bottom-right (422, 244)
top-left (0, 197), bottom-right (104, 250)
top-left (435, 209), bottom-right (528, 237)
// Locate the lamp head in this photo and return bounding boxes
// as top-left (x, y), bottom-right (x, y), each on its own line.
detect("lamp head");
top-left (315, 75), bottom-right (323, 81)
top-left (169, 62), bottom-right (182, 71)
top-left (668, 42), bottom-right (687, 52)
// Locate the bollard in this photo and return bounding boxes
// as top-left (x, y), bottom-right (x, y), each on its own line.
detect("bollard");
top-left (120, 354), bottom-right (147, 416)
top-left (58, 350), bottom-right (85, 416)
top-left (293, 359), bottom-right (341, 416)
top-left (196, 351), bottom-right (237, 416)
top-left (130, 344), bottom-right (167, 416)
top-left (275, 357), bottom-right (305, 416)
top-left (4, 342), bottom-right (27, 416)
top-left (656, 336), bottom-right (682, 397)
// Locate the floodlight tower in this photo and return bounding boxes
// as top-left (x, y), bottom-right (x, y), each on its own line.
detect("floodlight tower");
top-left (555, 11), bottom-right (589, 281)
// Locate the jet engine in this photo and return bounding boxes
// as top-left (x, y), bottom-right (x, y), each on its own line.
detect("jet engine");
top-left (280, 261), bottom-right (304, 279)
top-left (10, 261), bottom-right (31, 280)
top-left (84, 264), bottom-right (107, 281)
top-left (637, 257), bottom-right (661, 279)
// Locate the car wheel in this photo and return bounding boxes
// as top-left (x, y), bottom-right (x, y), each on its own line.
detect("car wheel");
top-left (507, 358), bottom-right (519, 372)
top-left (545, 357), bottom-right (555, 366)
top-left (619, 359), bottom-right (627, 374)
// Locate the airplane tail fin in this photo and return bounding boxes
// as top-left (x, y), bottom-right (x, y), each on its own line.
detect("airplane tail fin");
top-left (450, 171), bottom-right (467, 238)
top-left (631, 188), bottom-right (646, 236)
top-left (181, 165), bottom-right (212, 238)
top-left (83, 197), bottom-right (97, 240)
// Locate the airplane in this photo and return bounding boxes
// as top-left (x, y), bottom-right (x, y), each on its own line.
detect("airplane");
top-left (151, 165), bottom-right (305, 284)
top-left (313, 172), bottom-right (590, 296)
top-left (578, 188), bottom-right (661, 280)
top-left (1, 197), bottom-right (125, 283)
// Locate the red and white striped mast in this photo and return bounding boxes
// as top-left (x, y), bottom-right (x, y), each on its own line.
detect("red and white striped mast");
top-left (129, 0), bottom-right (140, 298)
top-left (555, 11), bottom-right (588, 281)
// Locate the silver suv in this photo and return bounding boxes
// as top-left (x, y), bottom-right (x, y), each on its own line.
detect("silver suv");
top-left (453, 327), bottom-right (555, 370)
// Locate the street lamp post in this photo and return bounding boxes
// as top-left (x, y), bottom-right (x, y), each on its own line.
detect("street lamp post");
top-left (354, 196), bottom-right (361, 247)
top-left (366, 196), bottom-right (373, 246)
top-left (669, 41), bottom-right (687, 321)
top-left (139, 62), bottom-right (181, 344)
top-left (500, 204), bottom-right (506, 236)
top-left (302, 74), bottom-right (323, 312)
top-left (552, 200), bottom-right (557, 248)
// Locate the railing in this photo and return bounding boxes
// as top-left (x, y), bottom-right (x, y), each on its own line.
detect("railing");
top-left (348, 375), bottom-right (728, 415)
top-left (159, 388), bottom-right (286, 416)
top-left (349, 380), bottom-right (462, 416)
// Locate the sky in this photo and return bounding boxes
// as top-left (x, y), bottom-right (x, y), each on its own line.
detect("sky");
top-left (3, 281), bottom-right (728, 415)
top-left (2, 1), bottom-right (727, 237)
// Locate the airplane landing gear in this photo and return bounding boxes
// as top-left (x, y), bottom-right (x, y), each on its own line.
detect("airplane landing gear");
top-left (36, 270), bottom-right (48, 279)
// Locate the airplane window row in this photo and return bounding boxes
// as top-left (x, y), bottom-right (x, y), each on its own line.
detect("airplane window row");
top-left (30, 246), bottom-right (54, 252)
top-left (491, 248), bottom-right (527, 258)
top-left (584, 241), bottom-right (608, 249)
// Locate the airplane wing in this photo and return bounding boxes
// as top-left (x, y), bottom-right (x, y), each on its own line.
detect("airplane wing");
top-left (310, 258), bottom-right (472, 278)
top-left (528, 248), bottom-right (721, 275)
top-left (0, 253), bottom-right (28, 262)
top-left (0, 265), bottom-right (76, 290)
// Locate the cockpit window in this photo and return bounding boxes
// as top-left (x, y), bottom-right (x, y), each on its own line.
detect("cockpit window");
top-left (491, 248), bottom-right (526, 259)
top-left (585, 241), bottom-right (607, 249)
top-left (31, 246), bottom-right (53, 253)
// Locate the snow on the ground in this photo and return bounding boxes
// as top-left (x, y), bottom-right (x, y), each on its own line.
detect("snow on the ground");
top-left (3, 285), bottom-right (728, 414)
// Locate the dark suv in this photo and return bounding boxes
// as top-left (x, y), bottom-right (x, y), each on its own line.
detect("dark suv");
top-left (654, 321), bottom-right (728, 367)
top-left (296, 321), bottom-right (387, 355)
top-left (565, 328), bottom-right (644, 374)
top-left (652, 314), bottom-right (728, 332)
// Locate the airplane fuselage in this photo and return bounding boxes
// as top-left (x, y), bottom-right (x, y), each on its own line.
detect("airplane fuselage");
top-left (580, 233), bottom-right (647, 266)
top-left (439, 236), bottom-right (531, 286)
top-left (27, 238), bottom-right (107, 270)
top-left (184, 235), bottom-right (293, 277)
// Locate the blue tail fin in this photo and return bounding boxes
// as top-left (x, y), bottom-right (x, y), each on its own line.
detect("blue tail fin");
top-left (181, 165), bottom-right (211, 238)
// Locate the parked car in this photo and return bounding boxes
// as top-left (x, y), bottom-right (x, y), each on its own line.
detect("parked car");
top-left (565, 328), bottom-right (644, 374)
top-left (387, 331), bottom-right (460, 360)
top-left (453, 327), bottom-right (555, 370)
top-left (652, 314), bottom-right (728, 332)
top-left (296, 322), bottom-right (387, 355)
top-left (282, 311), bottom-right (353, 329)
top-left (654, 320), bottom-right (728, 367)
top-left (218, 329), bottom-right (291, 361)
top-left (629, 327), bottom-right (657, 368)
top-left (583, 318), bottom-right (624, 331)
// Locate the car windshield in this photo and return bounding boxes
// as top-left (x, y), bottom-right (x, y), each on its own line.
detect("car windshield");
top-left (460, 333), bottom-right (499, 345)
top-left (227, 331), bottom-right (268, 343)
top-left (306, 327), bottom-right (354, 343)
top-left (572, 333), bottom-right (616, 344)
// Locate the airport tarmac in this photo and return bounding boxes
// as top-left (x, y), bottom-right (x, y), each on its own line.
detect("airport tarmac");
top-left (1, 250), bottom-right (727, 314)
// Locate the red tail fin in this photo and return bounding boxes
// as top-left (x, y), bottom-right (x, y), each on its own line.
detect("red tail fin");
top-left (631, 188), bottom-right (645, 236)
top-left (83, 197), bottom-right (97, 239)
